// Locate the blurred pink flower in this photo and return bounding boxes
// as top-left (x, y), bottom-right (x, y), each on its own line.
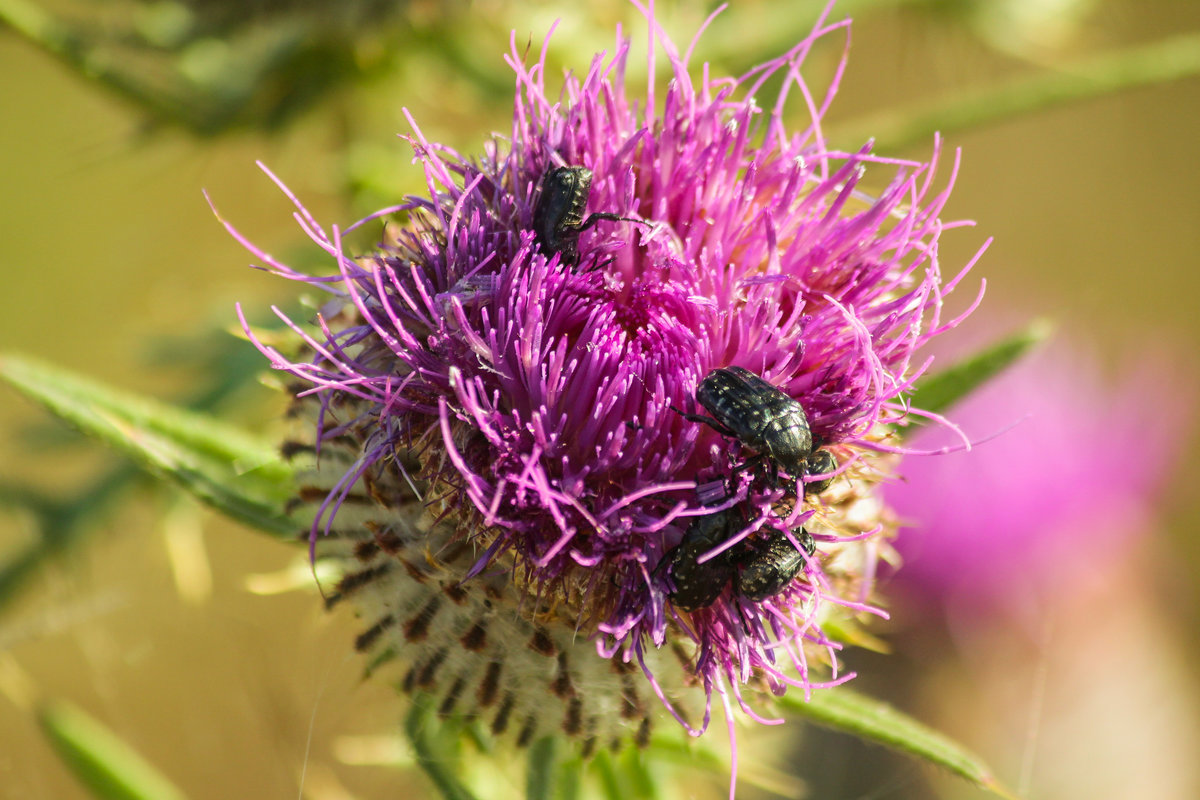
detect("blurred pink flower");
top-left (886, 338), bottom-right (1191, 620)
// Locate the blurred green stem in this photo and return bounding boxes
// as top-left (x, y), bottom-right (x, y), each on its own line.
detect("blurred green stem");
top-left (832, 32), bottom-right (1200, 151)
top-left (403, 694), bottom-right (479, 800)
top-left (589, 750), bottom-right (623, 800)
top-left (526, 737), bottom-right (559, 800)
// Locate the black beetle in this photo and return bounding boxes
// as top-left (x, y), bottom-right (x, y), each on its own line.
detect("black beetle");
top-left (801, 447), bottom-right (838, 495)
top-left (675, 366), bottom-right (837, 492)
top-left (736, 528), bottom-right (815, 601)
top-left (661, 509), bottom-right (739, 611)
top-left (533, 166), bottom-right (643, 266)
top-left (662, 509), bottom-right (822, 609)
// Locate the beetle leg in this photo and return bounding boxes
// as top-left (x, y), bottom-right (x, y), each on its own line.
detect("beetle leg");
top-left (582, 255), bottom-right (615, 274)
top-left (669, 407), bottom-right (739, 439)
top-left (728, 454), bottom-right (765, 494)
top-left (576, 212), bottom-right (649, 233)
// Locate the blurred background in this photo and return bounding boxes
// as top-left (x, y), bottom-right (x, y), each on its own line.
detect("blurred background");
top-left (1, 0), bottom-right (1198, 797)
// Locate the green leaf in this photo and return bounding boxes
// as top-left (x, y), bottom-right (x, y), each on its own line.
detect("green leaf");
top-left (643, 729), bottom-right (806, 798)
top-left (0, 354), bottom-right (296, 537)
top-left (526, 736), bottom-right (559, 800)
top-left (38, 699), bottom-right (191, 800)
top-left (616, 744), bottom-right (659, 800)
top-left (588, 750), bottom-right (624, 800)
top-left (831, 33), bottom-right (1200, 152)
top-left (902, 321), bottom-right (1049, 433)
top-left (779, 688), bottom-right (1019, 799)
top-left (403, 694), bottom-right (480, 800)
top-left (556, 754), bottom-right (583, 800)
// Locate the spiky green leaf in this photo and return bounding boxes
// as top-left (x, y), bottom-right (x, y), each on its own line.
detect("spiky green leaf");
top-left (38, 699), bottom-right (191, 800)
top-left (0, 354), bottom-right (295, 537)
top-left (902, 321), bottom-right (1049, 434)
top-left (780, 688), bottom-right (1019, 798)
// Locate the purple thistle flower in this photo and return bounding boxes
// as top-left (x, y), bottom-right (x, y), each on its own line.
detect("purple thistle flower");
top-left (219, 2), bottom-right (986, 755)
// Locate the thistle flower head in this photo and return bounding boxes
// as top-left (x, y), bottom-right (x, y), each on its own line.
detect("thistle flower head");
top-left (225, 3), bottom-right (985, 754)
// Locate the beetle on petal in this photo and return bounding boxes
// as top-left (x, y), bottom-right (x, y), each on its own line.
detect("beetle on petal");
top-left (661, 509), bottom-right (740, 611)
top-left (532, 166), bottom-right (644, 267)
top-left (737, 528), bottom-right (816, 601)
top-left (677, 366), bottom-right (838, 492)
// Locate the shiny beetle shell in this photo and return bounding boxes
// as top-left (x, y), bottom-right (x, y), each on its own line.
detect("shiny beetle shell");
top-left (662, 510), bottom-right (738, 611)
top-left (532, 166), bottom-right (642, 267)
top-left (801, 447), bottom-right (838, 495)
top-left (736, 528), bottom-right (815, 601)
top-left (694, 366), bottom-right (814, 478)
top-left (533, 167), bottom-right (593, 265)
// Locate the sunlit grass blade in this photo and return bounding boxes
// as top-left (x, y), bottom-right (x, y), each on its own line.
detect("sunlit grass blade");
top-left (0, 353), bottom-right (295, 537)
top-left (779, 688), bottom-right (1020, 799)
top-left (38, 699), bottom-right (191, 800)
top-left (901, 321), bottom-right (1049, 435)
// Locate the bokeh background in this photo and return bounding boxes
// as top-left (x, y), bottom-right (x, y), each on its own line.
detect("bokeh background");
top-left (1, 0), bottom-right (1198, 797)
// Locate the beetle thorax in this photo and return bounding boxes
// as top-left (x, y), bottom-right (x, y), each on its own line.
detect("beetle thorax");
top-left (761, 414), bottom-right (812, 474)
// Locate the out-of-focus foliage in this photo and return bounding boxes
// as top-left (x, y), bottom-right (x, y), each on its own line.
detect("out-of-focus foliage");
top-left (0, 0), bottom-right (465, 135)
